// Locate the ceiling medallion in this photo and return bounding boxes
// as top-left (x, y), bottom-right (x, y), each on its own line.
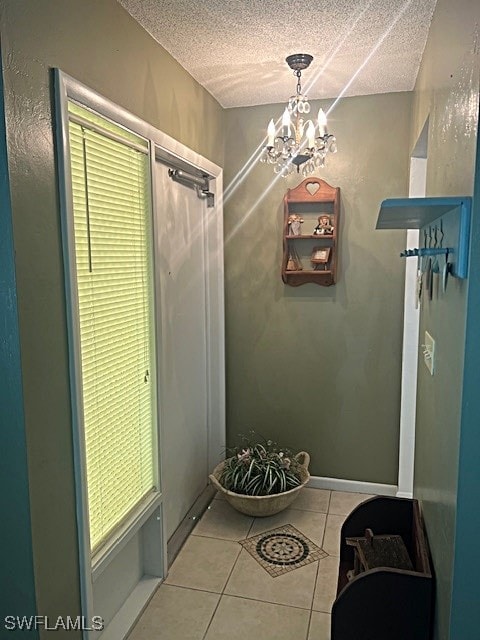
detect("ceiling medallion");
top-left (259, 54), bottom-right (337, 177)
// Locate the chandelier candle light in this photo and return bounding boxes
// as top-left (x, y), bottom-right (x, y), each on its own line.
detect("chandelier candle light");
top-left (260, 54), bottom-right (337, 177)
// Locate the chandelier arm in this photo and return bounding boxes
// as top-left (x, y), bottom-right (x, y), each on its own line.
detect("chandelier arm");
top-left (315, 132), bottom-right (334, 142)
top-left (276, 134), bottom-right (295, 144)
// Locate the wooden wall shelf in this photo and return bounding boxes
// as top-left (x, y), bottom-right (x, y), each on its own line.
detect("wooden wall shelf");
top-left (282, 178), bottom-right (340, 287)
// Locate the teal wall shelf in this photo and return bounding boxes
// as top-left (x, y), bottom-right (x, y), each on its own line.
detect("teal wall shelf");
top-left (376, 197), bottom-right (472, 278)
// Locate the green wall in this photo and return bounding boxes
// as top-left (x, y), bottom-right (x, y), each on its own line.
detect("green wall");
top-left (223, 92), bottom-right (411, 484)
top-left (410, 0), bottom-right (480, 637)
top-left (3, 0), bottom-right (478, 635)
top-left (0, 0), bottom-right (224, 635)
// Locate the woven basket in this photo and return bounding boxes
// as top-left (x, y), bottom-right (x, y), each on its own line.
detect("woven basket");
top-left (209, 451), bottom-right (310, 517)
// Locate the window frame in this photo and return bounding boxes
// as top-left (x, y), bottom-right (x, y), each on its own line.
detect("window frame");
top-left (55, 69), bottom-right (225, 637)
top-left (56, 75), bottom-right (162, 582)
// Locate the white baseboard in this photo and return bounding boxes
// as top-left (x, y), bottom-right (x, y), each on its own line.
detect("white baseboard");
top-left (395, 490), bottom-right (413, 498)
top-left (308, 475), bottom-right (398, 496)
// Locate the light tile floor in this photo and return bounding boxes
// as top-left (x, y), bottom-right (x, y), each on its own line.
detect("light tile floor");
top-left (128, 489), bottom-right (372, 640)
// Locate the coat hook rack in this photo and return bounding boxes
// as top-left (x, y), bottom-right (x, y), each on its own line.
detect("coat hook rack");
top-left (400, 221), bottom-right (451, 259)
top-left (399, 247), bottom-right (451, 258)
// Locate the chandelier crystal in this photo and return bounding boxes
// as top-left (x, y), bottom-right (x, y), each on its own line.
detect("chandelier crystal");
top-left (259, 54), bottom-right (337, 177)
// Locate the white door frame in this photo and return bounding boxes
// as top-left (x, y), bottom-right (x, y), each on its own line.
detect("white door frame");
top-left (396, 120), bottom-right (428, 498)
top-left (55, 70), bottom-right (225, 639)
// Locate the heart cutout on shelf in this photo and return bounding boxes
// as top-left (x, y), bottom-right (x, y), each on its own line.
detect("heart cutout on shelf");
top-left (306, 182), bottom-right (320, 196)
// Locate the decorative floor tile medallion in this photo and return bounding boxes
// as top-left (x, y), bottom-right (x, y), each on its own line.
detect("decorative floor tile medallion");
top-left (240, 524), bottom-right (328, 577)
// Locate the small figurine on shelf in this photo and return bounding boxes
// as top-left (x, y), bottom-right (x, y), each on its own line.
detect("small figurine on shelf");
top-left (286, 245), bottom-right (303, 271)
top-left (313, 214), bottom-right (334, 235)
top-left (286, 255), bottom-right (302, 271)
top-left (288, 214), bottom-right (304, 236)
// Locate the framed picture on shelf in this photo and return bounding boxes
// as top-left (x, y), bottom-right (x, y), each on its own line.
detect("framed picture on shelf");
top-left (311, 246), bottom-right (331, 265)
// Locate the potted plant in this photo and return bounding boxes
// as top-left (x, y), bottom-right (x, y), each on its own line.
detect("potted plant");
top-left (209, 431), bottom-right (310, 517)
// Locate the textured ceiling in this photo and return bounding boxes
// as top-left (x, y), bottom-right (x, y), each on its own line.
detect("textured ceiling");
top-left (118, 0), bottom-right (437, 108)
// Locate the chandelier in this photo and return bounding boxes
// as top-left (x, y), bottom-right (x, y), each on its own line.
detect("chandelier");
top-left (259, 54), bottom-right (337, 177)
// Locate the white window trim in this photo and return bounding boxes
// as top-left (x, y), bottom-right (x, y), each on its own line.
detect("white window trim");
top-left (55, 69), bottom-right (225, 638)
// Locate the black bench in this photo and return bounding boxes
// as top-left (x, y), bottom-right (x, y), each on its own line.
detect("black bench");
top-left (331, 496), bottom-right (433, 640)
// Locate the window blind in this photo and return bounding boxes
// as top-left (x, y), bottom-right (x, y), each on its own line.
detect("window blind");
top-left (68, 107), bottom-right (156, 552)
